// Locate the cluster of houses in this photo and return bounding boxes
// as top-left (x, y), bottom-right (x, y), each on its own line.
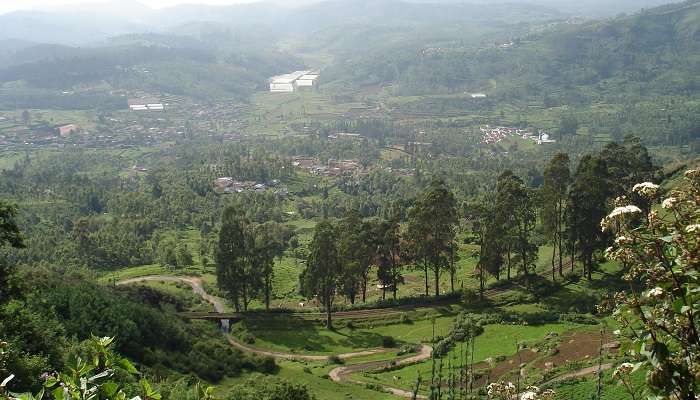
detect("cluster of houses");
top-left (292, 157), bottom-right (363, 176)
top-left (479, 125), bottom-right (556, 145)
top-left (213, 177), bottom-right (288, 196)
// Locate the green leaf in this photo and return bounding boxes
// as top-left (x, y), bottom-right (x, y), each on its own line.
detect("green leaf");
top-left (102, 381), bottom-right (119, 397)
top-left (52, 386), bottom-right (65, 400)
top-left (118, 358), bottom-right (138, 374)
top-left (660, 235), bottom-right (674, 243)
top-left (672, 298), bottom-right (684, 313)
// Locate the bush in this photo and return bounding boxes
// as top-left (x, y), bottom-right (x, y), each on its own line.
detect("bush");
top-left (382, 336), bottom-right (397, 348)
top-left (247, 356), bottom-right (277, 373)
top-left (327, 355), bottom-right (343, 365)
top-left (365, 383), bottom-right (387, 392)
top-left (461, 288), bottom-right (480, 304)
top-left (242, 334), bottom-right (256, 344)
top-left (563, 271), bottom-right (581, 283)
top-left (397, 345), bottom-right (418, 356)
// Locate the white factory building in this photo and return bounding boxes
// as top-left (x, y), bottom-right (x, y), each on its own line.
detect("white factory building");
top-left (128, 98), bottom-right (165, 111)
top-left (269, 71), bottom-right (319, 93)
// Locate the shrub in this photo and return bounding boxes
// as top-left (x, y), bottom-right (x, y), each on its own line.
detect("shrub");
top-left (397, 345), bottom-right (418, 356)
top-left (563, 271), bottom-right (581, 283)
top-left (250, 356), bottom-right (277, 373)
top-left (327, 355), bottom-right (343, 365)
top-left (382, 336), bottom-right (397, 348)
top-left (461, 288), bottom-right (479, 304)
top-left (242, 334), bottom-right (256, 344)
top-left (365, 383), bottom-right (387, 392)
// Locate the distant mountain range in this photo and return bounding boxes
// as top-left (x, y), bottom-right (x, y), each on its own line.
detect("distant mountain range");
top-left (0, 0), bottom-right (686, 46)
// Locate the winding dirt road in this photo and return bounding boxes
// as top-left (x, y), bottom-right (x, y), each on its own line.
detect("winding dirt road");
top-left (117, 275), bottom-right (609, 399)
top-left (118, 276), bottom-right (395, 360)
top-left (118, 275), bottom-right (433, 397)
top-left (328, 345), bottom-right (432, 399)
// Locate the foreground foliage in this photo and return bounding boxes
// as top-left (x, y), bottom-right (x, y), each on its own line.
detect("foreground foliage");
top-left (601, 168), bottom-right (700, 399)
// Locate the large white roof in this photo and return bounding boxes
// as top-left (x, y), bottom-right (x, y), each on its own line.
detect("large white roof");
top-left (269, 70), bottom-right (311, 84)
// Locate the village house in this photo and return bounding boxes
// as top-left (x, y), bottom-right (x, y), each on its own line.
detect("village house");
top-left (57, 124), bottom-right (79, 137)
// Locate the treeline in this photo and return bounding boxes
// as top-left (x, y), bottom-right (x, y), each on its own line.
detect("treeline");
top-left (0, 145), bottom-right (295, 271)
top-left (470, 136), bottom-right (657, 294)
top-left (253, 136), bottom-right (658, 329)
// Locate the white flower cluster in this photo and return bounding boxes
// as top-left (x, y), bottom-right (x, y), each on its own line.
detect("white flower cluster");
top-left (520, 386), bottom-right (555, 400)
top-left (686, 224), bottom-right (700, 233)
top-left (601, 205), bottom-right (642, 232)
top-left (613, 362), bottom-right (635, 379)
top-left (646, 287), bottom-right (664, 298)
top-left (685, 168), bottom-right (700, 178)
top-left (615, 236), bottom-right (633, 245)
top-left (662, 197), bottom-right (678, 209)
top-left (632, 182), bottom-right (659, 198)
top-left (486, 383), bottom-right (555, 400)
top-left (487, 381), bottom-right (516, 399)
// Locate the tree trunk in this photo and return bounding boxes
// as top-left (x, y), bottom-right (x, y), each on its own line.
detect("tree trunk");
top-left (551, 240), bottom-right (557, 281)
top-left (424, 262), bottom-right (429, 296)
top-left (242, 284), bottom-right (248, 312)
top-left (265, 278), bottom-right (271, 311)
top-left (450, 269), bottom-right (455, 293)
top-left (361, 276), bottom-right (367, 303)
top-left (233, 297), bottom-right (240, 313)
top-left (326, 301), bottom-right (333, 330)
top-left (558, 228), bottom-right (564, 277)
top-left (506, 248), bottom-right (512, 280)
top-left (570, 242), bottom-right (575, 273)
top-left (434, 266), bottom-right (440, 297)
top-left (479, 263), bottom-right (484, 301)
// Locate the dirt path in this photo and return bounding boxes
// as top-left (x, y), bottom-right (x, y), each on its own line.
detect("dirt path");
top-left (226, 335), bottom-right (390, 362)
top-left (118, 275), bottom-right (391, 361)
top-left (547, 363), bottom-right (614, 383)
top-left (329, 344), bottom-right (433, 399)
top-left (117, 275), bottom-right (611, 399)
top-left (118, 276), bottom-right (226, 312)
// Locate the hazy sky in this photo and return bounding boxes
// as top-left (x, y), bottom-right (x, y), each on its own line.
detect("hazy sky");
top-left (0, 0), bottom-right (262, 14)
